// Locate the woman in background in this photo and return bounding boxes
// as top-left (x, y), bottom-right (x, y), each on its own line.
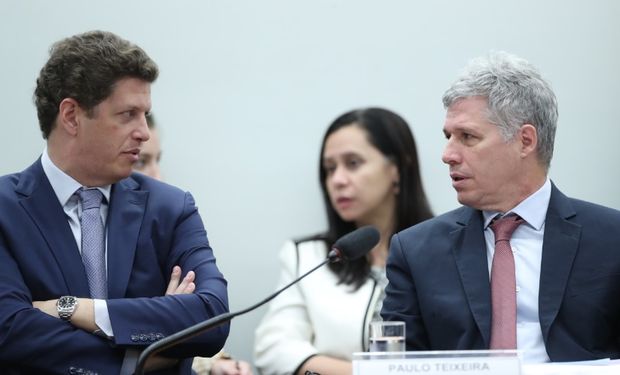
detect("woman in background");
top-left (254, 107), bottom-right (433, 375)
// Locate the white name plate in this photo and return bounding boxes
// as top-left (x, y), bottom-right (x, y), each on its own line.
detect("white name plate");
top-left (353, 350), bottom-right (521, 375)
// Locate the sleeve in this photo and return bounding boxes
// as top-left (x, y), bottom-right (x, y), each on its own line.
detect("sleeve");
top-left (253, 240), bottom-right (319, 375)
top-left (106, 191), bottom-right (229, 358)
top-left (381, 232), bottom-right (431, 350)
top-left (0, 230), bottom-right (124, 373)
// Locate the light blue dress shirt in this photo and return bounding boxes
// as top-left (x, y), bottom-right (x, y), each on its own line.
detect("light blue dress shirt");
top-left (41, 149), bottom-right (114, 336)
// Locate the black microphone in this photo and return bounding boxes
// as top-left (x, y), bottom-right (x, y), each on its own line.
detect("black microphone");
top-left (328, 224), bottom-right (381, 262)
top-left (134, 225), bottom-right (379, 374)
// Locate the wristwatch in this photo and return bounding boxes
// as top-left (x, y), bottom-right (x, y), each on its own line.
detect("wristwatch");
top-left (56, 296), bottom-right (79, 321)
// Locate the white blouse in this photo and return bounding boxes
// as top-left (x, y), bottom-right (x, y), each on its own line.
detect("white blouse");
top-left (254, 239), bottom-right (383, 375)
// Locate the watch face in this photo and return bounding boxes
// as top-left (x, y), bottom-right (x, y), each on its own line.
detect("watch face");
top-left (57, 296), bottom-right (77, 320)
top-left (58, 296), bottom-right (75, 308)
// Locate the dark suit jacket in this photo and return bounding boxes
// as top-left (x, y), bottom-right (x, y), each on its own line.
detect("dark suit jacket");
top-left (0, 160), bottom-right (229, 374)
top-left (382, 183), bottom-right (620, 361)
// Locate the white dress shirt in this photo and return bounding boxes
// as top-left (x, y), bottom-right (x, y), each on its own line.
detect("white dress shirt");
top-left (482, 178), bottom-right (552, 363)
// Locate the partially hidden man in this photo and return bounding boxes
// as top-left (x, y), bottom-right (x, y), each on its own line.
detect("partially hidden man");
top-left (382, 51), bottom-right (620, 363)
top-left (0, 31), bottom-right (229, 374)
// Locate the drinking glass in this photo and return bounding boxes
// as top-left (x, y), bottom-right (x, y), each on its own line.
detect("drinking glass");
top-left (368, 321), bottom-right (406, 352)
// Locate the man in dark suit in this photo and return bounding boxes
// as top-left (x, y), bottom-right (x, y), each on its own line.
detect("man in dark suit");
top-left (382, 51), bottom-right (620, 362)
top-left (0, 31), bottom-right (229, 374)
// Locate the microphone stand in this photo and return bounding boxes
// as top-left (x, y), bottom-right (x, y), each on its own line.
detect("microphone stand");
top-left (134, 251), bottom-right (340, 374)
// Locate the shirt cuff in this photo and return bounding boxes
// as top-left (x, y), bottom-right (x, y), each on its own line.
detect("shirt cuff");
top-left (94, 299), bottom-right (114, 338)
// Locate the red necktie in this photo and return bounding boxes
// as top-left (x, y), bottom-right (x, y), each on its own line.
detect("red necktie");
top-left (489, 214), bottom-right (524, 349)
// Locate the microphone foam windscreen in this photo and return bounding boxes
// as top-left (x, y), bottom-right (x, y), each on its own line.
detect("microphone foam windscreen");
top-left (333, 225), bottom-right (380, 260)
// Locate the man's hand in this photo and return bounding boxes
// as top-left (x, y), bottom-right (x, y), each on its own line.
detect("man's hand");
top-left (166, 265), bottom-right (195, 295)
top-left (145, 265), bottom-right (197, 372)
top-left (211, 359), bottom-right (254, 375)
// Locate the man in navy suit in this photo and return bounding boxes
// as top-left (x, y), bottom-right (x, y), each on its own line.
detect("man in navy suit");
top-left (0, 31), bottom-right (229, 374)
top-left (382, 52), bottom-right (620, 362)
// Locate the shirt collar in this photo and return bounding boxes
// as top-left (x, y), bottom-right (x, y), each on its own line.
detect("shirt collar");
top-left (482, 178), bottom-right (551, 231)
top-left (41, 147), bottom-right (112, 206)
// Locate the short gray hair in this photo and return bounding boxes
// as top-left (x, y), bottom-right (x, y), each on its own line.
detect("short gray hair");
top-left (442, 51), bottom-right (558, 170)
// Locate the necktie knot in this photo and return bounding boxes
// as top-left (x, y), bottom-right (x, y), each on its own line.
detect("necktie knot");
top-left (78, 188), bottom-right (103, 211)
top-left (490, 214), bottom-right (524, 242)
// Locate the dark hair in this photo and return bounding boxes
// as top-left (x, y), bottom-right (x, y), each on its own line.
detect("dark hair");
top-left (318, 107), bottom-right (433, 289)
top-left (34, 30), bottom-right (159, 139)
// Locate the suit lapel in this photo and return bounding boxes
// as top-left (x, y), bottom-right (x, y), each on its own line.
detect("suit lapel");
top-left (538, 184), bottom-right (580, 342)
top-left (451, 208), bottom-right (492, 346)
top-left (16, 160), bottom-right (91, 297)
top-left (106, 178), bottom-right (147, 298)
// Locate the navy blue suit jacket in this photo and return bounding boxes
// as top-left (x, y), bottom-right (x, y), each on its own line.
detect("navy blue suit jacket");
top-left (0, 160), bottom-right (229, 374)
top-left (382, 183), bottom-right (620, 361)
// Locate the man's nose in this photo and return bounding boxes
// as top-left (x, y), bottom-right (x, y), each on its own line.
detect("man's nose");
top-left (136, 114), bottom-right (151, 142)
top-left (442, 141), bottom-right (460, 165)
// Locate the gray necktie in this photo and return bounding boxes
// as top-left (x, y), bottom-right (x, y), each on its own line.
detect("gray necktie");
top-left (78, 188), bottom-right (107, 299)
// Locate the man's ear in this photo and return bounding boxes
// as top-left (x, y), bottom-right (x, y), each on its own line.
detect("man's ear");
top-left (57, 98), bottom-right (81, 136)
top-left (519, 124), bottom-right (538, 158)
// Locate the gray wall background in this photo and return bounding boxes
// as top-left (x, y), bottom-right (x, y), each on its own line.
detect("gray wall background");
top-left (2, 0), bottom-right (619, 367)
